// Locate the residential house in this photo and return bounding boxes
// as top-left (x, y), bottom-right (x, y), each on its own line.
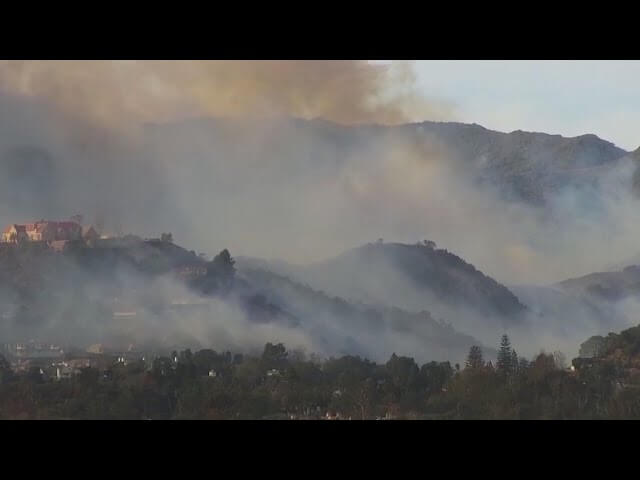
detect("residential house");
top-left (2, 224), bottom-right (27, 243)
top-left (24, 221), bottom-right (56, 242)
top-left (1, 219), bottom-right (83, 245)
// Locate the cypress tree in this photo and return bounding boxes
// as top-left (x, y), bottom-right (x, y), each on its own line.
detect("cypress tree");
top-left (511, 349), bottom-right (519, 375)
top-left (497, 334), bottom-right (513, 374)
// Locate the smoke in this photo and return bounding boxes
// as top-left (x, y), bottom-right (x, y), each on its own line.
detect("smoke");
top-left (1, 60), bottom-right (640, 362)
top-left (0, 60), bottom-right (453, 132)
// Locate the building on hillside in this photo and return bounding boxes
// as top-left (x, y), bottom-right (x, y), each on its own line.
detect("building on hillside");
top-left (24, 220), bottom-right (56, 242)
top-left (1, 219), bottom-right (83, 245)
top-left (86, 344), bottom-right (105, 355)
top-left (571, 357), bottom-right (600, 372)
top-left (2, 224), bottom-right (27, 243)
top-left (3, 341), bottom-right (64, 359)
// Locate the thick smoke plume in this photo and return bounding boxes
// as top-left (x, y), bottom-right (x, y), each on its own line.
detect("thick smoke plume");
top-left (0, 60), bottom-right (453, 131)
top-left (1, 60), bottom-right (639, 362)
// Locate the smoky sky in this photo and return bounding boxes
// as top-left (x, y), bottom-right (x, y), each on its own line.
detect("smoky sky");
top-left (0, 61), bottom-right (453, 130)
top-left (0, 60), bottom-right (639, 289)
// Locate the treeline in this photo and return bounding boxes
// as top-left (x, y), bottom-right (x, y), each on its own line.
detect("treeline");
top-left (1, 328), bottom-right (640, 419)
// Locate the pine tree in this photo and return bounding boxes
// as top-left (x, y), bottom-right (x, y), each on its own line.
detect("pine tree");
top-left (518, 357), bottom-right (529, 372)
top-left (465, 345), bottom-right (484, 370)
top-left (497, 334), bottom-right (513, 374)
top-left (511, 349), bottom-right (519, 375)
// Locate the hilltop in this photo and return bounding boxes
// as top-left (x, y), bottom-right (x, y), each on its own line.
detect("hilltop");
top-left (238, 241), bottom-right (528, 340)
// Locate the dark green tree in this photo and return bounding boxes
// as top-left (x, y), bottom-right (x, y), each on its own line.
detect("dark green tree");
top-left (200, 249), bottom-right (236, 293)
top-left (262, 343), bottom-right (288, 370)
top-left (0, 354), bottom-right (13, 384)
top-left (511, 349), bottom-right (519, 375)
top-left (465, 345), bottom-right (484, 370)
top-left (497, 334), bottom-right (513, 374)
top-left (210, 249), bottom-right (235, 278)
top-left (386, 353), bottom-right (419, 390)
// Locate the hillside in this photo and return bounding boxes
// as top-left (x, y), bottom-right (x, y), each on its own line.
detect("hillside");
top-left (0, 239), bottom-right (490, 363)
top-left (509, 284), bottom-right (631, 351)
top-left (142, 117), bottom-right (631, 212)
top-left (0, 239), bottom-right (294, 346)
top-left (237, 266), bottom-right (491, 364)
top-left (556, 265), bottom-right (640, 302)
top-left (238, 242), bottom-right (528, 339)
top-left (402, 122), bottom-right (628, 205)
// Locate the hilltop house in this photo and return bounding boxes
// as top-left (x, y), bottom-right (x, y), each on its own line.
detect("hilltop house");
top-left (1, 220), bottom-right (81, 244)
top-left (1, 224), bottom-right (27, 243)
top-left (1, 219), bottom-right (100, 248)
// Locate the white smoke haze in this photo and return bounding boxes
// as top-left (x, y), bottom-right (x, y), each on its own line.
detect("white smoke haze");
top-left (1, 60), bottom-right (639, 362)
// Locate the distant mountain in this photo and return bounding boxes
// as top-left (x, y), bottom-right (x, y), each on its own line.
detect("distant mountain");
top-left (630, 147), bottom-right (640, 198)
top-left (556, 265), bottom-right (640, 303)
top-left (238, 242), bottom-right (528, 338)
top-left (510, 284), bottom-right (631, 347)
top-left (404, 122), bottom-right (628, 205)
top-left (144, 117), bottom-right (631, 209)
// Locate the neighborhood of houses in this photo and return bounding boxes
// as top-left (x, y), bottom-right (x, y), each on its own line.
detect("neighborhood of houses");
top-left (1, 340), bottom-right (153, 380)
top-left (0, 340), bottom-right (378, 419)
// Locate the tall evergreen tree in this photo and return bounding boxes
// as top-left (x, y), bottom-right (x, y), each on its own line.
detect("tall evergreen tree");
top-left (497, 334), bottom-right (513, 374)
top-left (511, 349), bottom-right (519, 375)
top-left (465, 345), bottom-right (484, 370)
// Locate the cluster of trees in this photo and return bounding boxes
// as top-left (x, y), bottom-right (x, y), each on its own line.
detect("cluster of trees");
top-left (1, 328), bottom-right (640, 419)
top-left (466, 335), bottom-right (524, 375)
top-left (193, 249), bottom-right (236, 295)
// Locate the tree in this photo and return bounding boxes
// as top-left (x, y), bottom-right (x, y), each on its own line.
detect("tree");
top-left (423, 240), bottom-right (436, 249)
top-left (465, 345), bottom-right (484, 370)
top-left (553, 351), bottom-right (567, 370)
top-left (385, 353), bottom-right (419, 390)
top-left (579, 336), bottom-right (605, 358)
top-left (420, 361), bottom-right (453, 393)
top-left (160, 233), bottom-right (173, 243)
top-left (497, 334), bottom-right (513, 375)
top-left (27, 366), bottom-right (44, 384)
top-left (511, 349), bottom-right (519, 374)
top-left (203, 249), bottom-right (236, 293)
top-left (0, 354), bottom-right (13, 384)
top-left (262, 343), bottom-right (288, 370)
top-left (152, 357), bottom-right (175, 379)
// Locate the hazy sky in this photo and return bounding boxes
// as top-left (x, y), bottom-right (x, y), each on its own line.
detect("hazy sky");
top-left (412, 60), bottom-right (640, 151)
